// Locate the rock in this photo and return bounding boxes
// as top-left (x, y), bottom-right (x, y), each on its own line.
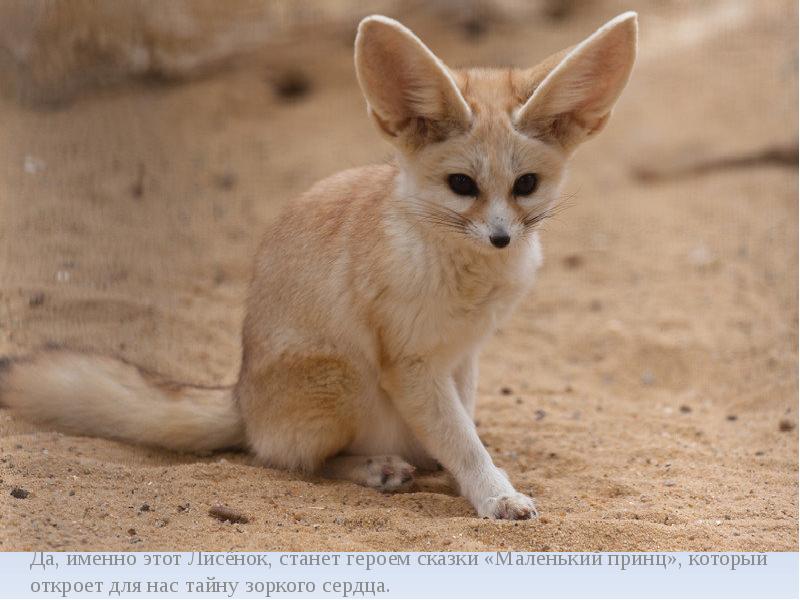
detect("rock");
top-left (273, 70), bottom-right (311, 101)
top-left (28, 292), bottom-right (45, 307)
top-left (688, 244), bottom-right (717, 269)
top-left (11, 487), bottom-right (29, 499)
top-left (562, 254), bottom-right (583, 269)
top-left (209, 505), bottom-right (249, 524)
top-left (213, 172), bottom-right (237, 191)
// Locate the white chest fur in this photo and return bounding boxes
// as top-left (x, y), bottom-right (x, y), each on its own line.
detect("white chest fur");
top-left (380, 221), bottom-right (543, 365)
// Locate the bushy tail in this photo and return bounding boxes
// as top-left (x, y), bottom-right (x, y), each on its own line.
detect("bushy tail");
top-left (0, 351), bottom-right (243, 452)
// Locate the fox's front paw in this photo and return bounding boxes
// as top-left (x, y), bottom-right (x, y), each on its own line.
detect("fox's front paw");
top-left (479, 492), bottom-right (538, 520)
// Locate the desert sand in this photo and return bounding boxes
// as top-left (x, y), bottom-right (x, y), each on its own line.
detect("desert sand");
top-left (0, 0), bottom-right (797, 551)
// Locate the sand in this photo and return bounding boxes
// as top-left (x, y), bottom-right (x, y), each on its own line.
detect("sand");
top-left (0, 0), bottom-right (797, 551)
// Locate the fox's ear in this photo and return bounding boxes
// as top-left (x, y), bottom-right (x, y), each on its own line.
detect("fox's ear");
top-left (515, 12), bottom-right (637, 150)
top-left (355, 16), bottom-right (472, 147)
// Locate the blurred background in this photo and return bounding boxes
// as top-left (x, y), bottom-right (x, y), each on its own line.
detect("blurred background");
top-left (0, 0), bottom-right (797, 551)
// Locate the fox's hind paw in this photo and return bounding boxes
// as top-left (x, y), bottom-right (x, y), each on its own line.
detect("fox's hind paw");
top-left (323, 454), bottom-right (415, 492)
top-left (364, 455), bottom-right (416, 492)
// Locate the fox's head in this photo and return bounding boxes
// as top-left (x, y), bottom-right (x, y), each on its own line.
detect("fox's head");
top-left (355, 13), bottom-right (637, 253)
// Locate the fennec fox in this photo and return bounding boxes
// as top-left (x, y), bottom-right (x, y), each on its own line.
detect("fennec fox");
top-left (1, 13), bottom-right (637, 519)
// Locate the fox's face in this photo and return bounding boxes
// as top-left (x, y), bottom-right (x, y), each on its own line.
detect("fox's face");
top-left (355, 14), bottom-right (637, 253)
top-left (393, 81), bottom-right (569, 253)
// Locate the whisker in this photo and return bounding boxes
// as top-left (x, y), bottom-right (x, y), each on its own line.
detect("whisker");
top-left (399, 194), bottom-right (473, 238)
top-left (519, 189), bottom-right (579, 230)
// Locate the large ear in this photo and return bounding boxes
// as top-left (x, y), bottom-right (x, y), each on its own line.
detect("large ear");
top-left (355, 16), bottom-right (472, 147)
top-left (515, 12), bottom-right (637, 149)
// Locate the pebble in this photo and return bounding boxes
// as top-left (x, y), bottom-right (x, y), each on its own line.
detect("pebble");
top-left (779, 419), bottom-right (795, 432)
top-left (24, 155), bottom-right (45, 174)
top-left (209, 505), bottom-right (249, 524)
top-left (213, 173), bottom-right (237, 191)
top-left (11, 487), bottom-right (29, 499)
top-left (28, 292), bottom-right (45, 307)
top-left (562, 254), bottom-right (583, 269)
top-left (461, 17), bottom-right (487, 40)
top-left (688, 244), bottom-right (717, 268)
top-left (273, 70), bottom-right (312, 101)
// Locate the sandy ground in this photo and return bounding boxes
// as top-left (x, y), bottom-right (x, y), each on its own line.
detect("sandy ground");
top-left (0, 0), bottom-right (797, 551)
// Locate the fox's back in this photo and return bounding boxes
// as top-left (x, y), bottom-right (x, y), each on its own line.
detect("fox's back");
top-left (242, 164), bottom-right (398, 362)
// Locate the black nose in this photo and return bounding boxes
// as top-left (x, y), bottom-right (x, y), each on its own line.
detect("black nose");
top-left (489, 232), bottom-right (510, 248)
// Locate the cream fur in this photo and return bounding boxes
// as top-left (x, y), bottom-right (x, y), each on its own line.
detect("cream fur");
top-left (1, 352), bottom-right (241, 452)
top-left (0, 13), bottom-right (637, 519)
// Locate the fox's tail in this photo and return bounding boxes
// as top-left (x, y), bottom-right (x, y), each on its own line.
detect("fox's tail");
top-left (0, 351), bottom-right (243, 452)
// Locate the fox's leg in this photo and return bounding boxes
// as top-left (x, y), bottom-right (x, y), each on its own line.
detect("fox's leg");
top-left (454, 352), bottom-right (478, 420)
top-left (381, 358), bottom-right (537, 520)
top-left (322, 454), bottom-right (415, 491)
top-left (235, 354), bottom-right (359, 472)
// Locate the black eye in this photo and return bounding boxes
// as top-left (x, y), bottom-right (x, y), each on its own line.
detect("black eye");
top-left (447, 174), bottom-right (479, 197)
top-left (513, 173), bottom-right (539, 197)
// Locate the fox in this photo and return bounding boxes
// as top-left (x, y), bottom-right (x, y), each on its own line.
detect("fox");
top-left (0, 13), bottom-right (637, 519)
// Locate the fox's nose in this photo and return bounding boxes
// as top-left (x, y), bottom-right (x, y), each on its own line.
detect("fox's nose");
top-left (489, 231), bottom-right (510, 248)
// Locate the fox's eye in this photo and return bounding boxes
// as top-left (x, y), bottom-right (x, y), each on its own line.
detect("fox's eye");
top-left (513, 173), bottom-right (539, 196)
top-left (447, 174), bottom-right (479, 197)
